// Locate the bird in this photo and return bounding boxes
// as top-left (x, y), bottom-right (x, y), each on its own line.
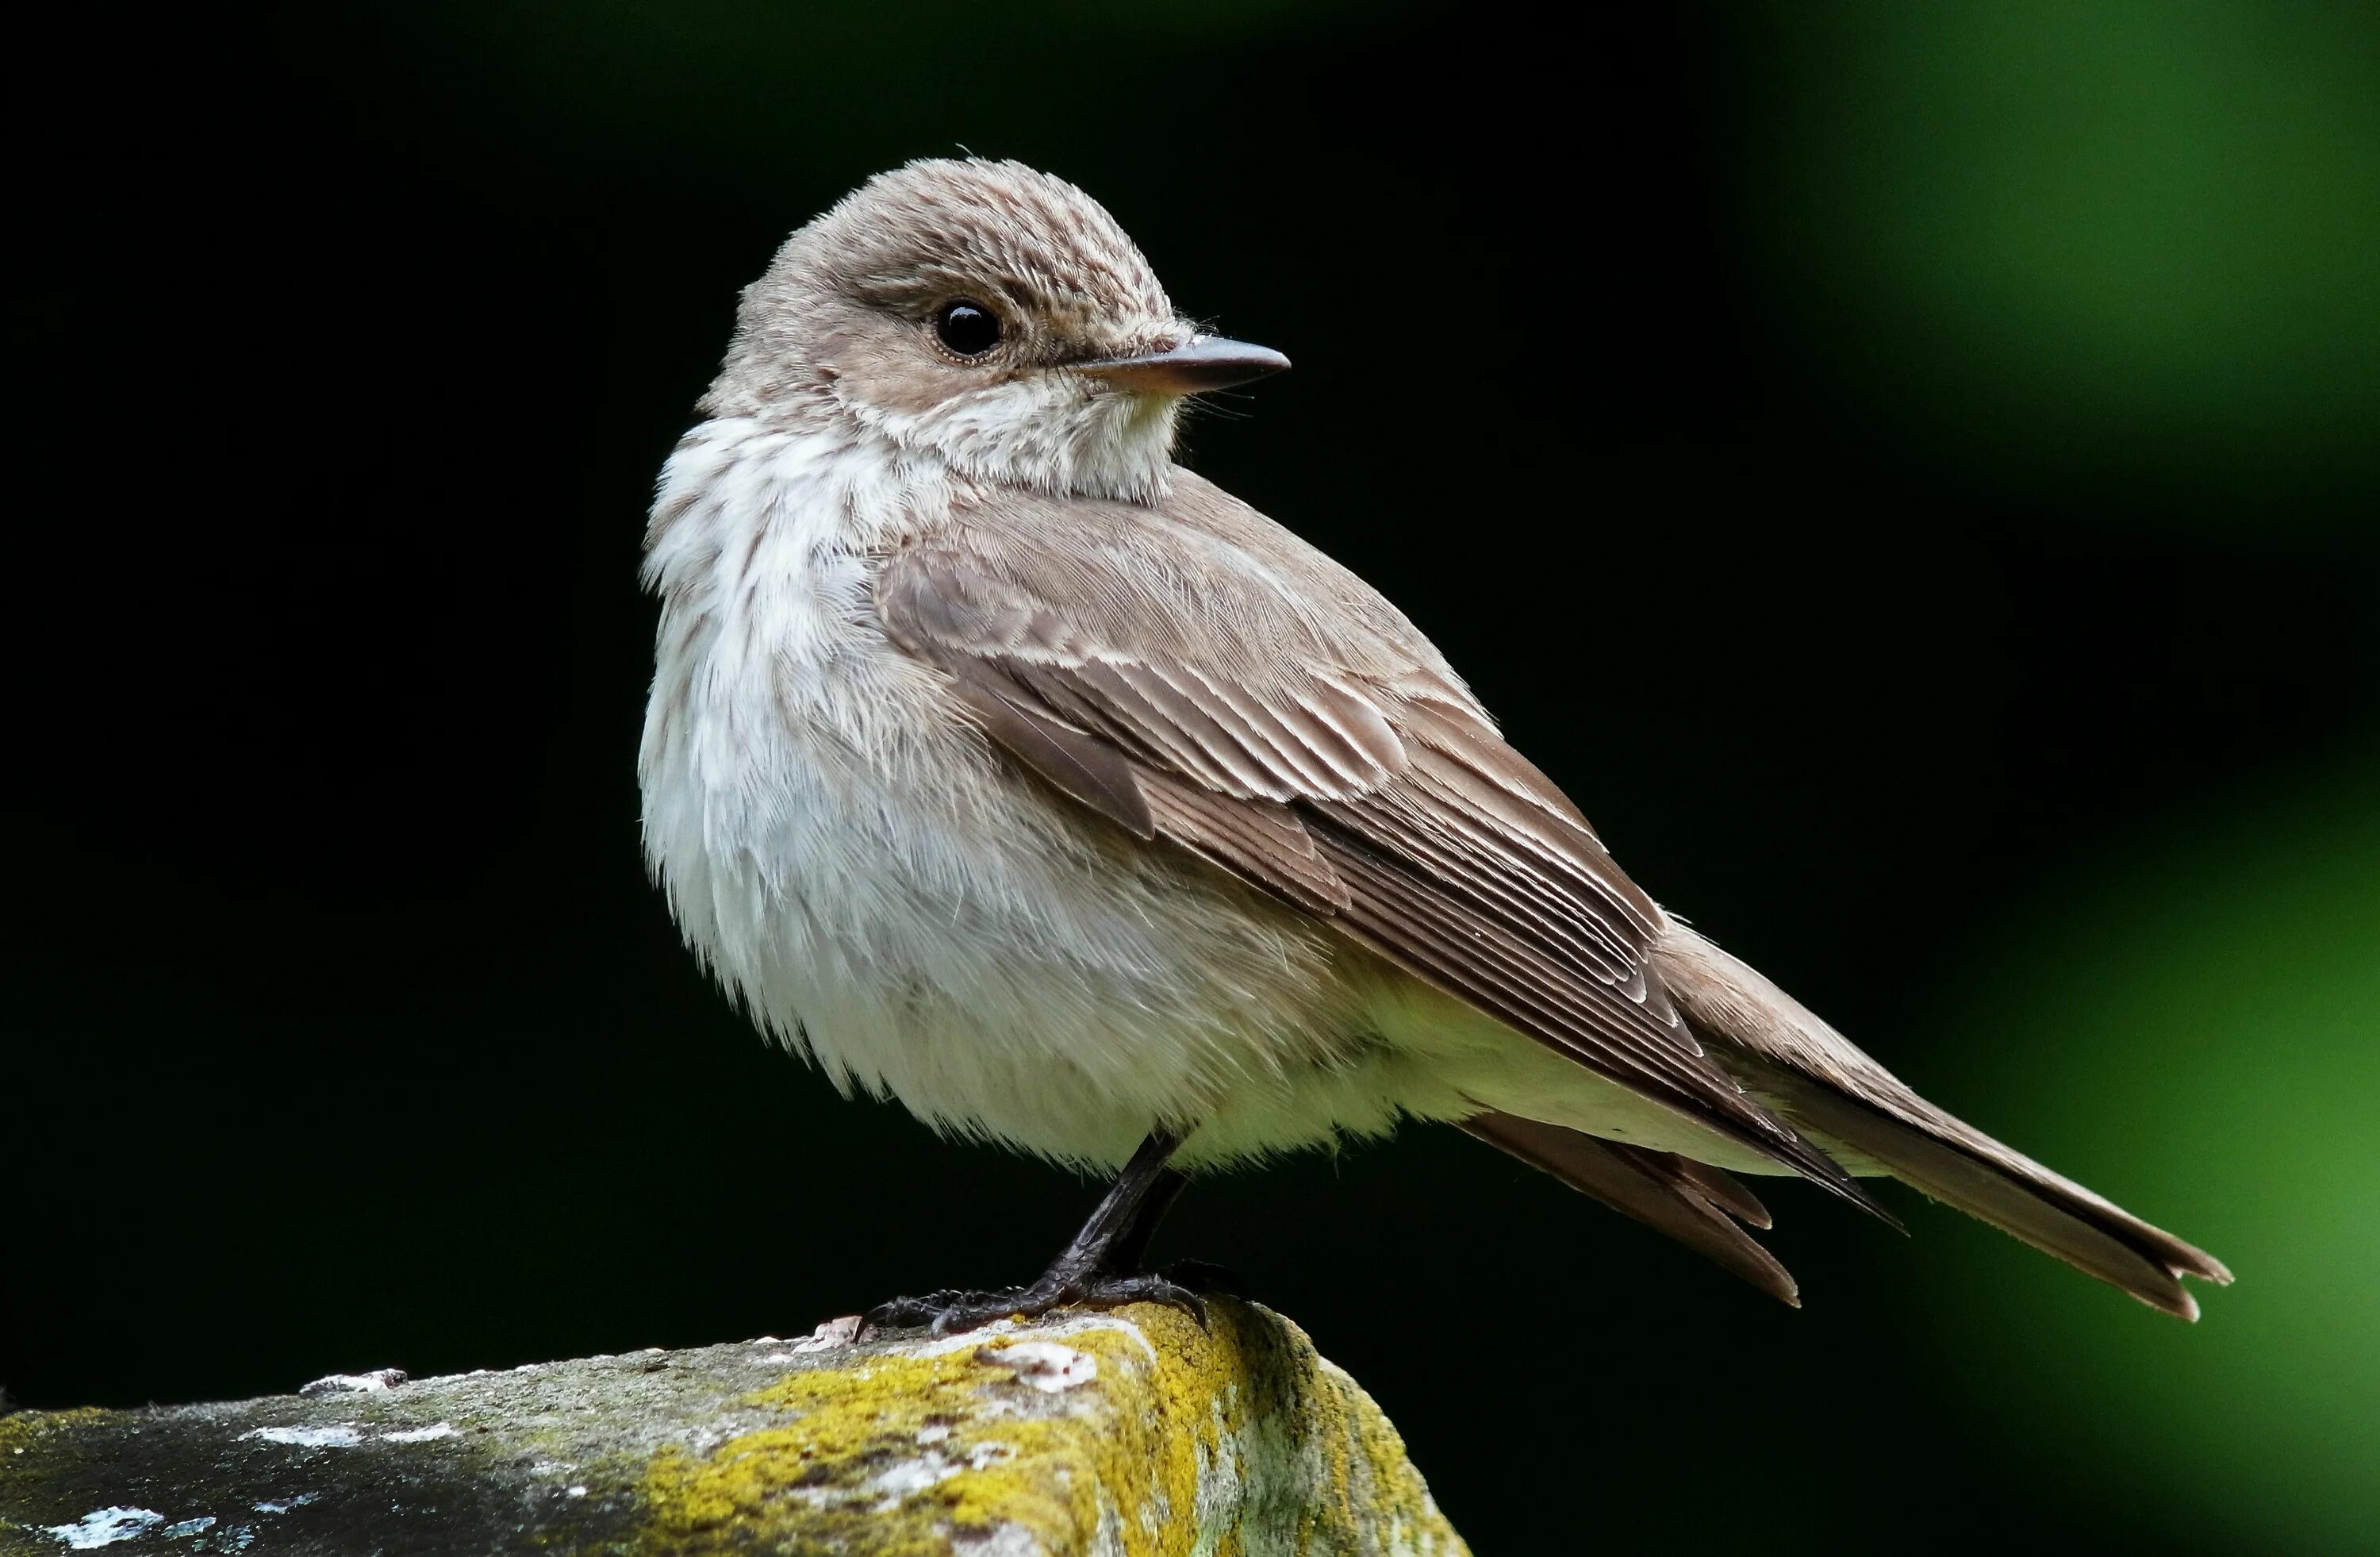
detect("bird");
top-left (638, 157), bottom-right (2231, 1332)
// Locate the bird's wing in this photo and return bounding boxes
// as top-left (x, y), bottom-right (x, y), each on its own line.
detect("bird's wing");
top-left (878, 472), bottom-right (1880, 1212)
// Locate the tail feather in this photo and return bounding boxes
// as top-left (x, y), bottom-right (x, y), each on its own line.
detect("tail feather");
top-left (1461, 1110), bottom-right (1799, 1306)
top-left (1763, 1070), bottom-right (2228, 1319)
top-left (1651, 923), bottom-right (2232, 1320)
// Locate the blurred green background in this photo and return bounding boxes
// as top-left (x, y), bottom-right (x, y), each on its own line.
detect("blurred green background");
top-left (6, 2), bottom-right (2374, 1551)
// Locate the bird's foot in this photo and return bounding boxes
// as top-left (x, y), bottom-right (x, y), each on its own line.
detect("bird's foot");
top-left (866, 1261), bottom-right (1240, 1338)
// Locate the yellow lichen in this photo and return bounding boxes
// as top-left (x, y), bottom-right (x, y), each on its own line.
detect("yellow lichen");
top-left (630, 1301), bottom-right (1464, 1555)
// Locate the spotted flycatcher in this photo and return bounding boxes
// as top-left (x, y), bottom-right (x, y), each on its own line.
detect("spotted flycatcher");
top-left (639, 160), bottom-right (2228, 1330)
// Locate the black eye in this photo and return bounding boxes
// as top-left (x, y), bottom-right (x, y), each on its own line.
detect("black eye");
top-left (933, 299), bottom-right (1002, 358)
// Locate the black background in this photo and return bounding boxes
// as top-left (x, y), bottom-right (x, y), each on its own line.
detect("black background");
top-left (7, 4), bottom-right (2375, 1552)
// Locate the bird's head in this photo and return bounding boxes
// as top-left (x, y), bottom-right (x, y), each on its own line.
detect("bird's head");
top-left (702, 159), bottom-right (1287, 503)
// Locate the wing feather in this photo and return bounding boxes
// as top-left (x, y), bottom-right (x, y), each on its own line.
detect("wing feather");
top-left (878, 473), bottom-right (1879, 1209)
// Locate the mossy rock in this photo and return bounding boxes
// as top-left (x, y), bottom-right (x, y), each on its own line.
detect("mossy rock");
top-left (0, 1301), bottom-right (1466, 1555)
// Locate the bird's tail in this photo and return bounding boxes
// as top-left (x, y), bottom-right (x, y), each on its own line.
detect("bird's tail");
top-left (1650, 924), bottom-right (2233, 1320)
top-left (1459, 1110), bottom-right (1800, 1305)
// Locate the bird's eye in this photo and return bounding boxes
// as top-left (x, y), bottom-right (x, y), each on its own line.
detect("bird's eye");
top-left (933, 300), bottom-right (1002, 359)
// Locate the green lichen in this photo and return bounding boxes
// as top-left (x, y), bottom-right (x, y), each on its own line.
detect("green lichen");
top-left (631, 1302), bottom-right (1465, 1556)
top-left (1, 1406), bottom-right (103, 1509)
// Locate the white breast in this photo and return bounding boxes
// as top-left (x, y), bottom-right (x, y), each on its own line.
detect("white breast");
top-left (636, 418), bottom-right (1378, 1167)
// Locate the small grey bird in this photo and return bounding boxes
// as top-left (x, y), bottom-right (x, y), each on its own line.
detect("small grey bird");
top-left (639, 158), bottom-right (2229, 1330)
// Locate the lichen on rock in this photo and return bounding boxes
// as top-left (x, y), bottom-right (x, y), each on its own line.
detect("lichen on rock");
top-left (0, 1301), bottom-right (1466, 1555)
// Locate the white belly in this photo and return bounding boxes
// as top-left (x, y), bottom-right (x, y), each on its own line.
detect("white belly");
top-left (637, 420), bottom-right (1403, 1167)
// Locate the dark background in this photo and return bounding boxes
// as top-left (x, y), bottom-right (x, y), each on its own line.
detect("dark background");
top-left (7, 2), bottom-right (2376, 1551)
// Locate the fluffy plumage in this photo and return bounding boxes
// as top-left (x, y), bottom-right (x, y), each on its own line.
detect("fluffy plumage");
top-left (639, 159), bottom-right (2229, 1316)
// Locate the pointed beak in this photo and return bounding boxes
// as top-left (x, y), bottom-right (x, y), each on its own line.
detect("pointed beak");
top-left (1072, 335), bottom-right (1291, 395)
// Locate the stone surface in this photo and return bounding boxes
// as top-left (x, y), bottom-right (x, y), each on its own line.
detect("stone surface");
top-left (0, 1301), bottom-right (1467, 1555)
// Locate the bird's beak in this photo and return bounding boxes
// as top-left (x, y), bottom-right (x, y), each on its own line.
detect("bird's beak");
top-left (1073, 335), bottom-right (1291, 395)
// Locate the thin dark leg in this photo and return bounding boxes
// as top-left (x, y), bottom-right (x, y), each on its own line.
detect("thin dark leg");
top-left (866, 1129), bottom-right (1232, 1335)
top-left (1103, 1165), bottom-right (1187, 1275)
top-left (1043, 1131), bottom-right (1185, 1281)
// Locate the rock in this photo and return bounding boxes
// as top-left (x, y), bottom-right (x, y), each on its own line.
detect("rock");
top-left (0, 1301), bottom-right (1468, 1555)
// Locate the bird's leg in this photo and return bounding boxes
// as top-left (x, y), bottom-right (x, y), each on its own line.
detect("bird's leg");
top-left (866, 1129), bottom-right (1234, 1336)
top-left (1098, 1158), bottom-right (1186, 1275)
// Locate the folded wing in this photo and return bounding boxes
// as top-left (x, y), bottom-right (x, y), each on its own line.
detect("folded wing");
top-left (877, 472), bottom-right (1881, 1215)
